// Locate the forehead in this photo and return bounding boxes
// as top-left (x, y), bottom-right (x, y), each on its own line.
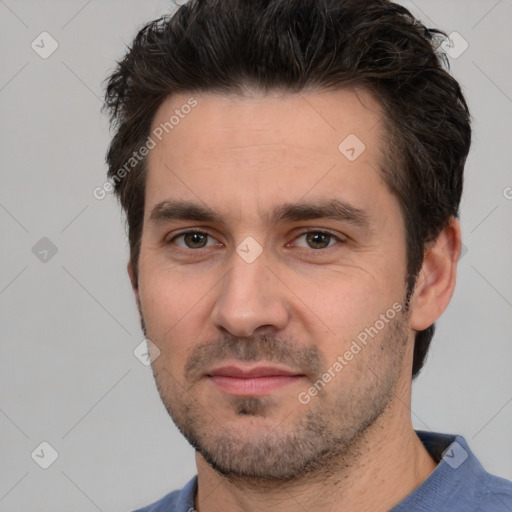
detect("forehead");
top-left (151, 87), bottom-right (384, 155)
top-left (145, 88), bottom-right (391, 219)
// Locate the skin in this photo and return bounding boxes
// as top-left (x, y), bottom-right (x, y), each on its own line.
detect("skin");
top-left (128, 88), bottom-right (461, 512)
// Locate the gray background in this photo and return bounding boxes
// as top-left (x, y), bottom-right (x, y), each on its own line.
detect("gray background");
top-left (1, 0), bottom-right (511, 510)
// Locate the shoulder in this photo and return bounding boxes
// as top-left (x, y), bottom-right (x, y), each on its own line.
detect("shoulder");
top-left (474, 472), bottom-right (512, 511)
top-left (131, 476), bottom-right (198, 512)
top-left (132, 489), bottom-right (180, 512)
top-left (453, 435), bottom-right (512, 510)
top-left (394, 431), bottom-right (512, 512)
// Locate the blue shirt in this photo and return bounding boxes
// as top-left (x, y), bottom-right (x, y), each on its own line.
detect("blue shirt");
top-left (133, 431), bottom-right (512, 511)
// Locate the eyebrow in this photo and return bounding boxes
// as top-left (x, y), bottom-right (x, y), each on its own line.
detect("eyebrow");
top-left (149, 200), bottom-right (222, 224)
top-left (269, 199), bottom-right (371, 230)
top-left (149, 198), bottom-right (371, 231)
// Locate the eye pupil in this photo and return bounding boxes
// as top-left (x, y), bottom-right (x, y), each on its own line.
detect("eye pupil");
top-left (306, 232), bottom-right (330, 249)
top-left (184, 232), bottom-right (207, 248)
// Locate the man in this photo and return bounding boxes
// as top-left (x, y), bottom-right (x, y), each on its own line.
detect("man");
top-left (103, 0), bottom-right (512, 510)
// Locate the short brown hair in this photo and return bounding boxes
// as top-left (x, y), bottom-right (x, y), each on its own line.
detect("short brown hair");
top-left (103, 0), bottom-right (471, 378)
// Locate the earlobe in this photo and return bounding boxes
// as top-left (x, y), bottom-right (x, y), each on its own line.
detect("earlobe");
top-left (409, 217), bottom-right (462, 331)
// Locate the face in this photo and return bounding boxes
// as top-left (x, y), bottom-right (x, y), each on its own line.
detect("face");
top-left (135, 88), bottom-right (413, 481)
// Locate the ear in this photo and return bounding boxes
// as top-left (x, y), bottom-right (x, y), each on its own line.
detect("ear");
top-left (128, 261), bottom-right (147, 335)
top-left (127, 261), bottom-right (139, 302)
top-left (409, 217), bottom-right (462, 331)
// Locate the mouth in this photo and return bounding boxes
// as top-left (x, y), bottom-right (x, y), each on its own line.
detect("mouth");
top-left (206, 363), bottom-right (306, 397)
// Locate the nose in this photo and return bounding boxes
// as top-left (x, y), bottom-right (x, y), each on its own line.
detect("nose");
top-left (210, 251), bottom-right (290, 338)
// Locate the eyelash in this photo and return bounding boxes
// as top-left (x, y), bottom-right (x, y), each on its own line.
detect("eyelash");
top-left (167, 230), bottom-right (220, 250)
top-left (166, 229), bottom-right (345, 251)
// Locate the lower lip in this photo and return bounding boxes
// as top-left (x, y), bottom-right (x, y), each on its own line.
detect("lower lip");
top-left (209, 375), bottom-right (303, 396)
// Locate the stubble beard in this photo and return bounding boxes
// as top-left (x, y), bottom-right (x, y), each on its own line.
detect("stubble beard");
top-left (148, 310), bottom-right (409, 485)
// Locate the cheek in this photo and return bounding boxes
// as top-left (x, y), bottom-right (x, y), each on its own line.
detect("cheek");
top-left (139, 253), bottom-right (206, 319)
top-left (138, 265), bottom-right (220, 366)
top-left (290, 271), bottom-right (406, 372)
top-left (294, 264), bottom-right (400, 326)
top-left (138, 270), bottom-right (192, 345)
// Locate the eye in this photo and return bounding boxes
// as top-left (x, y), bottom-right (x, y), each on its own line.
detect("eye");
top-left (169, 231), bottom-right (220, 249)
top-left (292, 230), bottom-right (342, 250)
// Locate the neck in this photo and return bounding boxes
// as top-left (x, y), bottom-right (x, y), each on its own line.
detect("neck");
top-left (194, 397), bottom-right (437, 512)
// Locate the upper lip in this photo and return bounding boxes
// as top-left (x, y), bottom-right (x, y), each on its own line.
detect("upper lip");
top-left (207, 364), bottom-right (304, 378)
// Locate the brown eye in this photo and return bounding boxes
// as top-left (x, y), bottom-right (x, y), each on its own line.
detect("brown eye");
top-left (291, 231), bottom-right (340, 250)
top-left (305, 232), bottom-right (333, 249)
top-left (183, 232), bottom-right (209, 248)
top-left (170, 231), bottom-right (219, 249)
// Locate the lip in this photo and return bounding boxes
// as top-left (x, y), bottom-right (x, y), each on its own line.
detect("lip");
top-left (208, 365), bottom-right (301, 378)
top-left (207, 364), bottom-right (305, 396)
